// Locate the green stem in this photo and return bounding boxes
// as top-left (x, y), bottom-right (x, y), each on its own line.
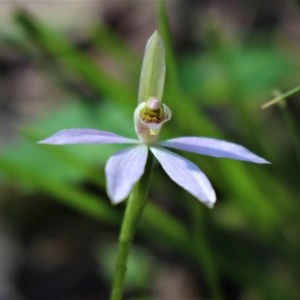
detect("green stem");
top-left (191, 202), bottom-right (223, 300)
top-left (110, 152), bottom-right (154, 300)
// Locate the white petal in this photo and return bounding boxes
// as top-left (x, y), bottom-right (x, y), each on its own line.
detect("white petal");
top-left (38, 129), bottom-right (138, 145)
top-left (105, 145), bottom-right (148, 204)
top-left (159, 137), bottom-right (269, 164)
top-left (150, 147), bottom-right (216, 208)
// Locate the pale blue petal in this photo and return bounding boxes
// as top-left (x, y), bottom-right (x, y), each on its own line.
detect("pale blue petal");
top-left (159, 137), bottom-right (269, 164)
top-left (38, 129), bottom-right (138, 145)
top-left (150, 147), bottom-right (216, 208)
top-left (105, 145), bottom-right (148, 204)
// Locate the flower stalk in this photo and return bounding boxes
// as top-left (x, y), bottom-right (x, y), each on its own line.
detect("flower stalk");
top-left (110, 152), bottom-right (154, 300)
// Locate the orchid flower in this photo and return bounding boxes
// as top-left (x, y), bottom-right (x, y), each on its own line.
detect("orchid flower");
top-left (39, 97), bottom-right (269, 208)
top-left (37, 31), bottom-right (270, 300)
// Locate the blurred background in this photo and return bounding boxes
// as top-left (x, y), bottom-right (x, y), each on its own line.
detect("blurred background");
top-left (0, 0), bottom-right (300, 299)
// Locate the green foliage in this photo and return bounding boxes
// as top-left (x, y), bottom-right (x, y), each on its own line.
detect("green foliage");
top-left (180, 45), bottom-right (296, 104)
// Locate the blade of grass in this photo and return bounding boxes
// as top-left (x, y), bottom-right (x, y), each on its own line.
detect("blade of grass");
top-left (156, 0), bottom-right (180, 95)
top-left (90, 23), bottom-right (140, 75)
top-left (279, 102), bottom-right (300, 163)
top-left (14, 9), bottom-right (136, 105)
top-left (262, 85), bottom-right (300, 109)
top-left (218, 161), bottom-right (280, 233)
top-left (0, 157), bottom-right (119, 224)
